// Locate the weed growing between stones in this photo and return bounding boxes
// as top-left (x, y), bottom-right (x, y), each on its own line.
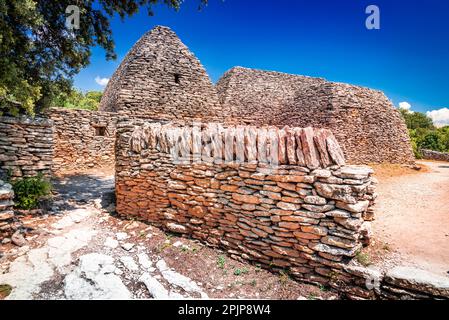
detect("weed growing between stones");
top-left (356, 251), bottom-right (372, 267)
top-left (217, 255), bottom-right (226, 269)
top-left (0, 284), bottom-right (12, 299)
top-left (233, 268), bottom-right (249, 276)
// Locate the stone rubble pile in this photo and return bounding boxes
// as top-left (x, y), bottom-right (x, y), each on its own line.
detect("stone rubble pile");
top-left (116, 121), bottom-right (377, 289)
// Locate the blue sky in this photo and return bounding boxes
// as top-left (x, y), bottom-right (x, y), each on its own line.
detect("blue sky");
top-left (75, 0), bottom-right (449, 124)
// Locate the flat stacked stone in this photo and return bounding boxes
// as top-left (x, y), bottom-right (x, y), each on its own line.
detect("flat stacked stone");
top-left (0, 116), bottom-right (53, 178)
top-left (420, 149), bottom-right (449, 162)
top-left (48, 108), bottom-right (117, 174)
top-left (0, 179), bottom-right (15, 241)
top-left (115, 121), bottom-right (377, 291)
top-left (216, 67), bottom-right (415, 165)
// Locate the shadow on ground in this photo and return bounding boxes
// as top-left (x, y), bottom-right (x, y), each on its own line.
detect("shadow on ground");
top-left (51, 173), bottom-right (115, 211)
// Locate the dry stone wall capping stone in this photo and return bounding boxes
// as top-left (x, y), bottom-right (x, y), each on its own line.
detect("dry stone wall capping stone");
top-left (0, 116), bottom-right (54, 179)
top-left (115, 120), bottom-right (379, 295)
top-left (48, 108), bottom-right (118, 174)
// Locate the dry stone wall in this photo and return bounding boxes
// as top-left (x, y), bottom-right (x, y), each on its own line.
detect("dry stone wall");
top-left (115, 121), bottom-right (378, 294)
top-left (0, 116), bottom-right (53, 179)
top-left (0, 179), bottom-right (15, 240)
top-left (420, 149), bottom-right (449, 162)
top-left (49, 108), bottom-right (117, 174)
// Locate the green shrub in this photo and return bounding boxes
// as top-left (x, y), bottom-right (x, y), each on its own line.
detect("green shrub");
top-left (401, 109), bottom-right (449, 154)
top-left (11, 174), bottom-right (52, 210)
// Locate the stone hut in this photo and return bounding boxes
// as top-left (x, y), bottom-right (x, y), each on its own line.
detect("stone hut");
top-left (100, 25), bottom-right (414, 165)
top-left (99, 26), bottom-right (224, 122)
top-left (216, 67), bottom-right (415, 164)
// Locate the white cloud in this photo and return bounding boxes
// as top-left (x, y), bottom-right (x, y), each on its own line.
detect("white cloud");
top-left (95, 76), bottom-right (109, 86)
top-left (426, 107), bottom-right (449, 127)
top-left (398, 101), bottom-right (412, 111)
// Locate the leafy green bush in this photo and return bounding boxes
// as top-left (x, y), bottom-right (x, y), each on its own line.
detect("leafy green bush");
top-left (409, 127), bottom-right (449, 154)
top-left (400, 109), bottom-right (449, 154)
top-left (11, 174), bottom-right (52, 210)
top-left (53, 89), bottom-right (103, 111)
top-left (399, 109), bottom-right (434, 130)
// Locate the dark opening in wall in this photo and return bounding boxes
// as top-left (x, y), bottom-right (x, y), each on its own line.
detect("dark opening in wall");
top-left (174, 73), bottom-right (181, 84)
top-left (95, 126), bottom-right (106, 136)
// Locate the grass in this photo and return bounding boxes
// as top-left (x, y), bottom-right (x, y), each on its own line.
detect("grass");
top-left (165, 233), bottom-right (175, 240)
top-left (0, 284), bottom-right (12, 299)
top-left (233, 267), bottom-right (249, 276)
top-left (356, 251), bottom-right (372, 266)
top-left (157, 241), bottom-right (172, 253)
top-left (307, 294), bottom-right (318, 300)
top-left (278, 270), bottom-right (290, 285)
top-left (217, 255), bottom-right (226, 269)
top-left (318, 284), bottom-right (329, 292)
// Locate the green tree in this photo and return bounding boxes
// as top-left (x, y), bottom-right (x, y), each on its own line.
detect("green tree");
top-left (0, 0), bottom-right (208, 116)
top-left (53, 89), bottom-right (103, 110)
top-left (420, 131), bottom-right (445, 151)
top-left (399, 109), bottom-right (434, 130)
top-left (399, 109), bottom-right (449, 154)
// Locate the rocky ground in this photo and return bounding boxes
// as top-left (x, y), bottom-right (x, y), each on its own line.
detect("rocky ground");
top-left (0, 172), bottom-right (335, 300)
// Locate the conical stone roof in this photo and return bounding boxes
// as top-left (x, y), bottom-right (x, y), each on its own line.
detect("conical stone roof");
top-left (99, 26), bottom-right (223, 121)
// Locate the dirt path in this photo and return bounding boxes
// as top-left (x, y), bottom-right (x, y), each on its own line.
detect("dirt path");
top-left (373, 160), bottom-right (449, 275)
top-left (0, 172), bottom-right (334, 300)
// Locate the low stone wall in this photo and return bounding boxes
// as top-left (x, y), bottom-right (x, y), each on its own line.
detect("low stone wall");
top-left (421, 149), bottom-right (449, 162)
top-left (340, 265), bottom-right (449, 300)
top-left (49, 108), bottom-right (117, 174)
top-left (0, 179), bottom-right (15, 241)
top-left (0, 116), bottom-right (53, 179)
top-left (116, 121), bottom-right (378, 293)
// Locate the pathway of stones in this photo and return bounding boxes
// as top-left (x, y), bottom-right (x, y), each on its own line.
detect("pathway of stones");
top-left (0, 172), bottom-right (332, 300)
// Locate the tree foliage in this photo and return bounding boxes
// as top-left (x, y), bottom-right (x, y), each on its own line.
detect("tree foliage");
top-left (53, 89), bottom-right (103, 111)
top-left (0, 0), bottom-right (208, 116)
top-left (399, 109), bottom-right (434, 130)
top-left (400, 109), bottom-right (449, 157)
